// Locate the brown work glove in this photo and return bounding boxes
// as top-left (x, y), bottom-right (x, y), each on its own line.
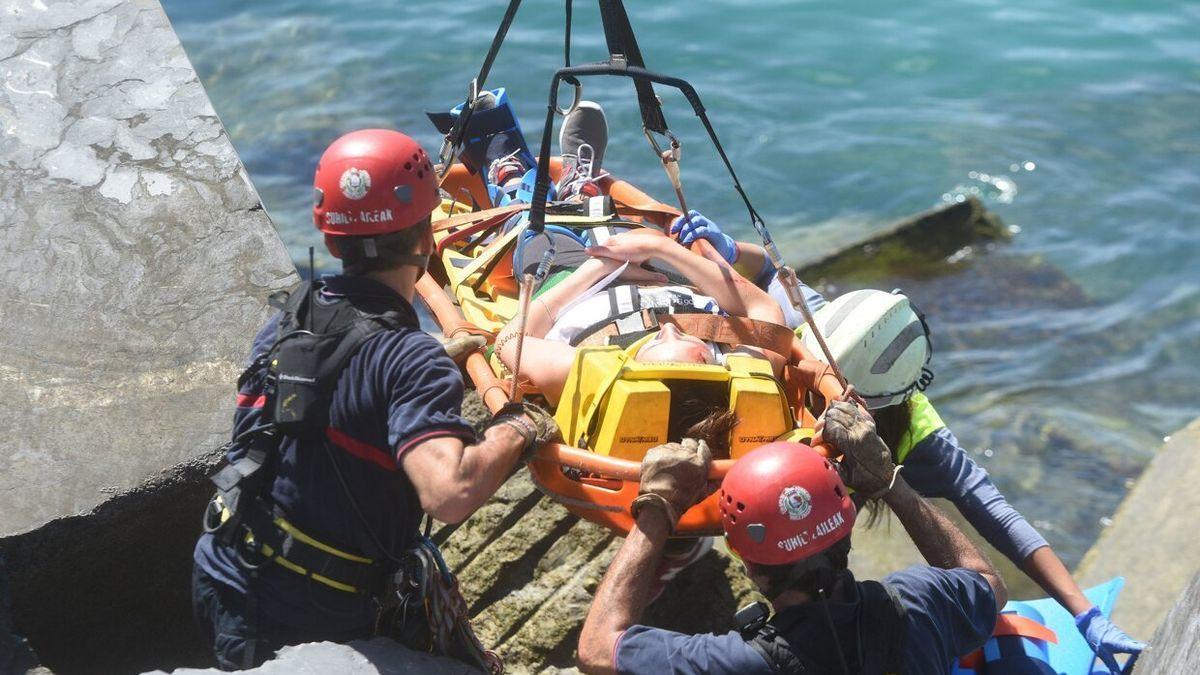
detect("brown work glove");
top-left (818, 401), bottom-right (898, 498)
top-left (491, 401), bottom-right (561, 461)
top-left (631, 438), bottom-right (713, 532)
top-left (441, 334), bottom-right (487, 365)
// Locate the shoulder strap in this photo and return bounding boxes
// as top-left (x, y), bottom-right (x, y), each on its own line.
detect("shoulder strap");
top-left (858, 580), bottom-right (908, 675)
top-left (747, 614), bottom-right (822, 674)
top-left (269, 283), bottom-right (418, 435)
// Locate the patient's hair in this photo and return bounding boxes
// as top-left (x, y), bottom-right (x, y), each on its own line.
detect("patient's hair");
top-left (667, 390), bottom-right (738, 456)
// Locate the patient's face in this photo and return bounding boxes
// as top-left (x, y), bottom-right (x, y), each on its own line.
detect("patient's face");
top-left (634, 323), bottom-right (714, 364)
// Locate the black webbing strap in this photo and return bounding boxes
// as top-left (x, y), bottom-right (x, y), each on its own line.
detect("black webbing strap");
top-left (597, 0), bottom-right (668, 134)
top-left (529, 63), bottom-right (765, 238)
top-left (563, 1), bottom-right (576, 83)
top-left (440, 0), bottom-right (523, 165)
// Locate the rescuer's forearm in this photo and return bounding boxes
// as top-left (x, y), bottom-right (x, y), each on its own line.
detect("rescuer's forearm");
top-left (884, 475), bottom-right (1008, 607)
top-left (577, 508), bottom-right (671, 674)
top-left (731, 242), bottom-right (774, 286)
top-left (1022, 546), bottom-right (1093, 616)
top-left (402, 422), bottom-right (528, 524)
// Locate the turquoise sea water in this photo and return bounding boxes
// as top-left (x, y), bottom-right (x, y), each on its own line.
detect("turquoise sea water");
top-left (163, 0), bottom-right (1199, 567)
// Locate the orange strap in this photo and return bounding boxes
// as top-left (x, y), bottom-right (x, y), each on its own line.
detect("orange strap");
top-left (662, 314), bottom-right (795, 359)
top-left (433, 203), bottom-right (529, 232)
top-left (993, 614), bottom-right (1058, 643)
top-left (958, 614), bottom-right (1058, 670)
top-left (579, 311), bottom-right (794, 361)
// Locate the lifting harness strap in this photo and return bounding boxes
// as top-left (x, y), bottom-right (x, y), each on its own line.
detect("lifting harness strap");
top-left (436, 0), bottom-right (523, 179)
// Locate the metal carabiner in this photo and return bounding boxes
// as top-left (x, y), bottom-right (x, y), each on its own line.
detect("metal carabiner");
top-left (643, 126), bottom-right (681, 164)
top-left (437, 79), bottom-right (483, 179)
top-left (554, 79), bottom-right (583, 116)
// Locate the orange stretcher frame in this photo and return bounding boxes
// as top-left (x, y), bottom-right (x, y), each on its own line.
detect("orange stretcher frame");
top-left (416, 161), bottom-right (847, 535)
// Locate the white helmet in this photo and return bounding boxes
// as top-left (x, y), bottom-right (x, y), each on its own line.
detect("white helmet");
top-left (801, 289), bottom-right (933, 410)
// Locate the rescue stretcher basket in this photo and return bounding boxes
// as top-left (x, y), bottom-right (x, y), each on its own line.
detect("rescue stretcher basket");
top-left (416, 161), bottom-right (847, 536)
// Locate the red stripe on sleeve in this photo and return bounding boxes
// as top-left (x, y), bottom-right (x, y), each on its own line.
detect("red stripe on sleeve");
top-left (236, 393), bottom-right (266, 408)
top-left (394, 427), bottom-right (476, 460)
top-left (325, 426), bottom-right (398, 471)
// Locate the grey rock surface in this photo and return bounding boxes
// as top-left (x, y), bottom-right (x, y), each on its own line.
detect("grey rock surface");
top-left (0, 0), bottom-right (295, 671)
top-left (0, 0), bottom-right (294, 538)
top-left (1078, 418), bottom-right (1200, 642)
top-left (1135, 571), bottom-right (1200, 674)
top-left (146, 639), bottom-right (482, 675)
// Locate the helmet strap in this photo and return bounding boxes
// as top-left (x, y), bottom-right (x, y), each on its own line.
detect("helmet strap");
top-left (392, 253), bottom-right (429, 271)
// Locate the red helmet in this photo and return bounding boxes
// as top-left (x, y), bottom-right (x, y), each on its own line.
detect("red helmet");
top-left (720, 442), bottom-right (856, 566)
top-left (312, 129), bottom-right (440, 237)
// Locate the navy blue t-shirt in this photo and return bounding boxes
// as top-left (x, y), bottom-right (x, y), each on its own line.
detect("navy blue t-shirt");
top-left (193, 275), bottom-right (475, 632)
top-left (614, 566), bottom-right (996, 675)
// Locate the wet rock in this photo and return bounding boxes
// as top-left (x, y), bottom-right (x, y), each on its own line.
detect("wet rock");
top-left (794, 196), bottom-right (1011, 282)
top-left (1134, 571), bottom-right (1200, 674)
top-left (1077, 418), bottom-right (1200, 642)
top-left (0, 0), bottom-right (295, 671)
top-left (145, 639), bottom-right (482, 675)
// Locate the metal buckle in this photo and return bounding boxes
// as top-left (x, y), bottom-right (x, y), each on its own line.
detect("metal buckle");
top-left (201, 494), bottom-right (225, 534)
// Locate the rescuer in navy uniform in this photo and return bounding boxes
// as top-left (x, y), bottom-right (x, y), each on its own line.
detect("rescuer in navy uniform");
top-left (577, 408), bottom-right (1007, 675)
top-left (192, 129), bottom-right (556, 670)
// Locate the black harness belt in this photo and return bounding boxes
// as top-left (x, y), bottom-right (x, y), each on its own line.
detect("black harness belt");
top-left (210, 495), bottom-right (391, 596)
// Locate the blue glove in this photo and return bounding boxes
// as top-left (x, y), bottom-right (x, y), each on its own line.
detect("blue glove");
top-left (670, 210), bottom-right (737, 263)
top-left (1075, 606), bottom-right (1145, 674)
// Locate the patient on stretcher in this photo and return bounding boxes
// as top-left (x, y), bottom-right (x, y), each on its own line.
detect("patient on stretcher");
top-left (494, 229), bottom-right (786, 405)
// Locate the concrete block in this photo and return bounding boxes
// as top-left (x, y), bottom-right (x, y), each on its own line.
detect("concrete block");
top-left (1135, 571), bottom-right (1200, 674)
top-left (144, 639), bottom-right (483, 675)
top-left (0, 0), bottom-right (295, 670)
top-left (1078, 418), bottom-right (1200, 642)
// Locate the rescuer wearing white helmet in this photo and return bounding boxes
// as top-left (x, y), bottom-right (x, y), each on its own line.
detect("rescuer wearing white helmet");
top-left (801, 289), bottom-right (934, 410)
top-left (800, 288), bottom-right (1145, 671)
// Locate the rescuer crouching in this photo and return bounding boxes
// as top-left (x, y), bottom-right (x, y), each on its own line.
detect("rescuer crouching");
top-left (576, 403), bottom-right (1008, 674)
top-left (192, 129), bottom-right (557, 671)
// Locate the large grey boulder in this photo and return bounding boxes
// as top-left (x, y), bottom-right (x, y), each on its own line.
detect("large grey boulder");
top-left (1135, 571), bottom-right (1200, 673)
top-left (0, 0), bottom-right (295, 671)
top-left (146, 639), bottom-right (482, 675)
top-left (1078, 418), bottom-right (1200, 643)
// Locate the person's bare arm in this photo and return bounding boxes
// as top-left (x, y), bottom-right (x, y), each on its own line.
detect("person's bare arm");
top-left (730, 241), bottom-right (774, 285)
top-left (400, 422), bottom-right (529, 524)
top-left (577, 507), bottom-right (671, 674)
top-left (820, 400), bottom-right (1007, 606)
top-left (1022, 546), bottom-right (1091, 615)
top-left (495, 257), bottom-right (666, 403)
top-left (588, 234), bottom-right (784, 325)
top-left (884, 475), bottom-right (1007, 607)
top-left (578, 439), bottom-right (711, 673)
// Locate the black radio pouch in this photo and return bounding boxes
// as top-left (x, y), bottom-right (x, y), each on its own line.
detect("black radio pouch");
top-left (269, 281), bottom-right (416, 436)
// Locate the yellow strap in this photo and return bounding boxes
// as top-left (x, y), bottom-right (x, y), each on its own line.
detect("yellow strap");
top-left (222, 504), bottom-right (374, 594)
top-left (896, 392), bottom-right (945, 463)
top-left (259, 542), bottom-right (361, 594)
top-left (273, 517), bottom-right (374, 564)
